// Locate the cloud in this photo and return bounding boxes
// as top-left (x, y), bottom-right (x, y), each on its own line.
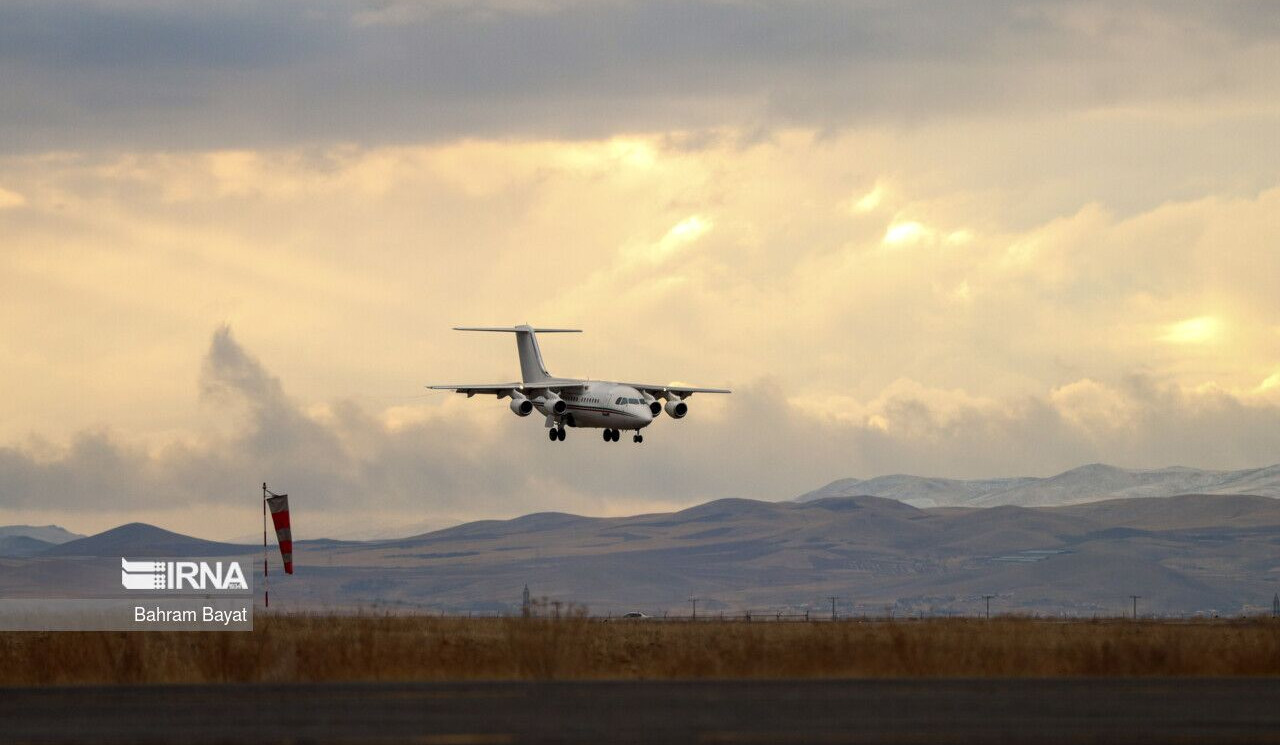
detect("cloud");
top-left (2, 2), bottom-right (1278, 544)
top-left (4, 327), bottom-right (1280, 539)
top-left (3, 131), bottom-right (1279, 447)
top-left (0, 91), bottom-right (1278, 538)
top-left (0, 327), bottom-right (559, 535)
top-left (3, 1), bottom-right (1280, 151)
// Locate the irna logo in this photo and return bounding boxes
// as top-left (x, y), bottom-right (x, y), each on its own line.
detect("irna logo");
top-left (120, 558), bottom-right (249, 591)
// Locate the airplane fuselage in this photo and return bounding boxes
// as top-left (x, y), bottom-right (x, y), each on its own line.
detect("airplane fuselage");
top-left (559, 382), bottom-right (654, 430)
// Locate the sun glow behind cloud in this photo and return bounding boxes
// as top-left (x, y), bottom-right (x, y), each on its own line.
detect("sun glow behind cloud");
top-left (657, 215), bottom-right (712, 257)
top-left (1161, 316), bottom-right (1220, 345)
top-left (882, 221), bottom-right (929, 247)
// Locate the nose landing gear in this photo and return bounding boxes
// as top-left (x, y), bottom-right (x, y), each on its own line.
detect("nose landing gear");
top-left (633, 433), bottom-right (643, 443)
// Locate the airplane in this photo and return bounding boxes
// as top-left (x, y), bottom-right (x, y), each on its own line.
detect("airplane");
top-left (428, 325), bottom-right (730, 443)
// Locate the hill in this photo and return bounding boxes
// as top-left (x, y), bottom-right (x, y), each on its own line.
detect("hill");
top-left (42, 522), bottom-right (255, 557)
top-left (1053, 493), bottom-right (1280, 530)
top-left (0, 535), bottom-right (57, 558)
top-left (0, 525), bottom-right (83, 544)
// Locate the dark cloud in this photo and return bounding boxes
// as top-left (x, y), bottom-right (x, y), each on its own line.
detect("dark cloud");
top-left (2, 0), bottom-right (1278, 151)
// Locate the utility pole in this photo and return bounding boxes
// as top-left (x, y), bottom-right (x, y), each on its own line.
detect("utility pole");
top-left (827, 596), bottom-right (839, 621)
top-left (1130, 595), bottom-right (1141, 620)
top-left (688, 597), bottom-right (700, 620)
top-left (982, 594), bottom-right (995, 620)
top-left (1272, 593), bottom-right (1278, 619)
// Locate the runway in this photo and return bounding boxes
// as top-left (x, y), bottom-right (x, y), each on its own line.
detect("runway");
top-left (3, 678), bottom-right (1280, 744)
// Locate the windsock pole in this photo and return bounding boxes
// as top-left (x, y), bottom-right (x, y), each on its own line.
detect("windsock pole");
top-left (262, 484), bottom-right (294, 608)
top-left (262, 482), bottom-right (269, 608)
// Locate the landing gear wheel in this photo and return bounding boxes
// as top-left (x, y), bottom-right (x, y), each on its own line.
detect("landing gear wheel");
top-left (611, 429), bottom-right (621, 442)
top-left (549, 428), bottom-right (558, 442)
top-left (633, 433), bottom-right (643, 443)
top-left (603, 429), bottom-right (612, 442)
top-left (556, 427), bottom-right (567, 441)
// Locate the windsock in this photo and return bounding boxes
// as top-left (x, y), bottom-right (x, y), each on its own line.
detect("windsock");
top-left (266, 494), bottom-right (293, 574)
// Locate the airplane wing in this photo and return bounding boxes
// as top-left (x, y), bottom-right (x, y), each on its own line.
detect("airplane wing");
top-left (621, 383), bottom-right (732, 398)
top-left (426, 383), bottom-right (521, 398)
top-left (427, 379), bottom-right (586, 398)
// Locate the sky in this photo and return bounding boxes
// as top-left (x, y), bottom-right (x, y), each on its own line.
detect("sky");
top-left (2, 0), bottom-right (1280, 539)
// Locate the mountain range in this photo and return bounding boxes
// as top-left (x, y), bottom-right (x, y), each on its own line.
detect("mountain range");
top-left (795, 463), bottom-right (1280, 508)
top-left (5, 484), bottom-right (1278, 617)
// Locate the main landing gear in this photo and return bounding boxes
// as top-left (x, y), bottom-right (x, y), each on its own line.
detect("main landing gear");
top-left (548, 426), bottom-right (566, 442)
top-left (601, 428), bottom-right (642, 444)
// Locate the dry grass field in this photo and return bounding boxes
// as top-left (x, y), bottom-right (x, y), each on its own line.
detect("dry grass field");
top-left (2, 616), bottom-right (1279, 685)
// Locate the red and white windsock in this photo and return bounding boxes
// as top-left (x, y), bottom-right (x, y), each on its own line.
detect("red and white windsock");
top-left (266, 493), bottom-right (293, 574)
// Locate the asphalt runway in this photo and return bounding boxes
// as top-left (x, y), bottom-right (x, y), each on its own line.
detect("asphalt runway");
top-left (4, 678), bottom-right (1280, 744)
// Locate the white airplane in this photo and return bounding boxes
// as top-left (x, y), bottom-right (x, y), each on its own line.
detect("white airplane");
top-left (429, 325), bottom-right (730, 443)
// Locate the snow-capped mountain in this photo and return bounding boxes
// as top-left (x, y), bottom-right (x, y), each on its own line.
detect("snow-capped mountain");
top-left (795, 463), bottom-right (1280, 508)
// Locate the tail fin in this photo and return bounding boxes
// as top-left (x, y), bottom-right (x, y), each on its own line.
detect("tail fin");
top-left (453, 325), bottom-right (581, 385)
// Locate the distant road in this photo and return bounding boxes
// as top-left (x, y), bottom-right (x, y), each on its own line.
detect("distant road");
top-left (4, 678), bottom-right (1280, 744)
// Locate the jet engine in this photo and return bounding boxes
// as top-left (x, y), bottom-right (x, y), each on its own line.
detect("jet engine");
top-left (664, 396), bottom-right (688, 419)
top-left (534, 392), bottom-right (567, 416)
top-left (509, 394), bottom-right (534, 417)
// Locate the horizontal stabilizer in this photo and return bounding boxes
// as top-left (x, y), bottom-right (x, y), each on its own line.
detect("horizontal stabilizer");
top-left (452, 324), bottom-right (578, 383)
top-left (453, 326), bottom-right (582, 333)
